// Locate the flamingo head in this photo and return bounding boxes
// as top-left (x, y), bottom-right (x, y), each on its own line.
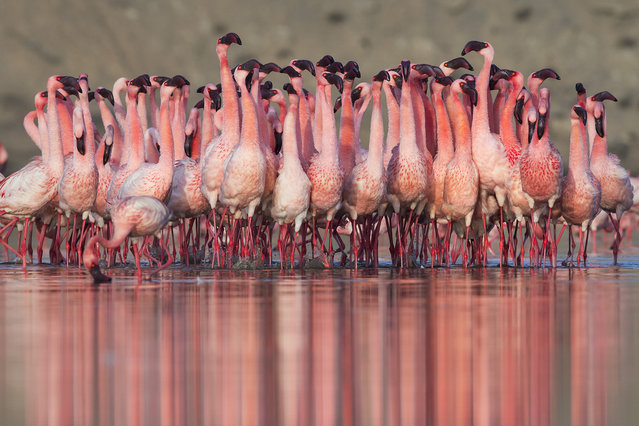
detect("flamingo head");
top-left (460, 81), bottom-right (478, 106)
top-left (103, 125), bottom-right (114, 165)
top-left (290, 59), bottom-right (315, 76)
top-left (218, 32), bottom-right (242, 46)
top-left (441, 57), bottom-right (474, 75)
top-left (572, 105), bottom-right (587, 126)
top-left (461, 40), bottom-right (490, 56)
top-left (280, 66), bottom-right (302, 79)
top-left (323, 72), bottom-right (344, 93)
top-left (283, 82), bottom-right (297, 96)
top-left (316, 54), bottom-right (334, 69)
top-left (344, 60), bottom-right (360, 78)
top-left (96, 87), bottom-right (115, 105)
top-left (400, 60), bottom-right (411, 82)
top-left (593, 102), bottom-right (605, 137)
top-left (575, 82), bottom-right (586, 96)
top-left (334, 95), bottom-right (342, 113)
top-left (326, 61), bottom-right (344, 74)
top-left (83, 240), bottom-right (112, 284)
top-left (151, 76), bottom-right (169, 88)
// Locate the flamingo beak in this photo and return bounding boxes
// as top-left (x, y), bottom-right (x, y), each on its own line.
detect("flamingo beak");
top-left (537, 112), bottom-right (547, 139)
top-left (184, 133), bottom-right (193, 158)
top-left (528, 120), bottom-right (537, 145)
top-left (89, 264), bottom-right (112, 284)
top-left (103, 141), bottom-right (113, 166)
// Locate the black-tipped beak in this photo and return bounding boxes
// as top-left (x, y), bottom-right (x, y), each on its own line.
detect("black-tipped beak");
top-left (344, 69), bottom-right (359, 81)
top-left (88, 91), bottom-right (95, 102)
top-left (461, 40), bottom-right (488, 55)
top-left (195, 99), bottom-right (205, 109)
top-left (573, 106), bottom-right (587, 125)
top-left (274, 130), bottom-right (282, 155)
top-left (260, 62), bottom-right (280, 74)
top-left (461, 84), bottom-right (478, 106)
top-left (514, 97), bottom-right (524, 124)
top-left (292, 59), bottom-right (315, 76)
top-left (528, 119), bottom-right (537, 145)
top-left (434, 76), bottom-right (453, 86)
top-left (103, 139), bottom-right (113, 165)
top-left (316, 55), bottom-right (334, 68)
top-left (218, 32), bottom-right (242, 46)
top-left (401, 60), bottom-right (411, 82)
top-left (373, 70), bottom-right (390, 82)
top-left (575, 82), bottom-right (586, 95)
top-left (592, 91), bottom-right (617, 102)
top-left (184, 133), bottom-right (193, 158)
top-left (283, 82), bottom-right (296, 95)
top-left (532, 68), bottom-right (561, 81)
top-left (97, 88), bottom-right (114, 105)
top-left (197, 85), bottom-right (205, 94)
top-left (76, 132), bottom-right (86, 155)
top-left (323, 73), bottom-right (344, 93)
top-left (412, 64), bottom-right (437, 78)
top-left (280, 66), bottom-right (302, 78)
top-left (59, 76), bottom-right (80, 90)
top-left (89, 264), bottom-right (112, 284)
top-left (595, 114), bottom-right (604, 137)
top-left (334, 95), bottom-right (342, 113)
top-left (326, 61), bottom-right (344, 74)
top-left (444, 57), bottom-right (474, 71)
top-left (537, 113), bottom-right (547, 139)
top-left (212, 93), bottom-right (222, 110)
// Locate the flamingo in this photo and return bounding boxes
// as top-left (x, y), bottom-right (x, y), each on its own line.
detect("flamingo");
top-left (270, 84), bottom-right (311, 268)
top-left (559, 106), bottom-right (601, 266)
top-left (519, 87), bottom-right (563, 265)
top-left (382, 70), bottom-right (401, 168)
top-left (83, 196), bottom-right (172, 283)
top-left (342, 70), bottom-right (389, 267)
top-left (92, 87), bottom-right (123, 166)
top-left (0, 75), bottom-right (79, 267)
top-left (386, 60), bottom-right (432, 267)
top-left (57, 74), bottom-right (99, 263)
top-left (461, 41), bottom-right (511, 265)
top-left (441, 79), bottom-right (479, 267)
top-left (587, 93), bottom-right (634, 264)
top-left (338, 64), bottom-right (361, 178)
top-left (115, 77), bottom-right (177, 203)
top-left (105, 78), bottom-right (147, 209)
top-left (200, 33), bottom-right (242, 211)
top-left (93, 125), bottom-right (115, 224)
top-left (306, 72), bottom-right (345, 260)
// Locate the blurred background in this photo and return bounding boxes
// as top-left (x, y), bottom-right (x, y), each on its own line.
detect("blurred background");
top-left (1, 0), bottom-right (638, 174)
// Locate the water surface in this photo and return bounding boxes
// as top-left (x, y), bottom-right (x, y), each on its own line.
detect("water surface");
top-left (1, 255), bottom-right (638, 425)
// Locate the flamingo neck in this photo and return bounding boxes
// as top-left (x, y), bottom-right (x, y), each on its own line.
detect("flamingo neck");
top-left (158, 95), bottom-right (175, 169)
top-left (432, 87), bottom-right (453, 160)
top-left (569, 119), bottom-right (589, 173)
top-left (591, 112), bottom-right (608, 160)
top-left (219, 53), bottom-right (240, 141)
top-left (383, 83), bottom-right (400, 162)
top-left (36, 106), bottom-right (49, 163)
top-left (472, 52), bottom-right (493, 138)
top-left (46, 87), bottom-right (64, 178)
top-left (366, 86), bottom-right (385, 175)
top-left (282, 99), bottom-right (301, 168)
top-left (125, 94), bottom-right (144, 168)
top-left (339, 81), bottom-right (356, 172)
top-left (451, 88), bottom-right (472, 156)
top-left (319, 84), bottom-right (339, 161)
top-left (500, 82), bottom-right (521, 149)
top-left (399, 77), bottom-right (419, 157)
top-left (238, 83), bottom-right (260, 147)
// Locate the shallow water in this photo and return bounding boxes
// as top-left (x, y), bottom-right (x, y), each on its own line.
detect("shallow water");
top-left (1, 254), bottom-right (639, 425)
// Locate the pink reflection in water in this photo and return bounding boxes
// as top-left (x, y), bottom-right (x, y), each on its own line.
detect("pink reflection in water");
top-left (0, 267), bottom-right (636, 425)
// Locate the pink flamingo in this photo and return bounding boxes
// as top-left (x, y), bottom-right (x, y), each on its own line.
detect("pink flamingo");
top-left (83, 196), bottom-right (172, 282)
top-left (93, 125), bottom-right (115, 225)
top-left (105, 78), bottom-right (147, 209)
top-left (57, 74), bottom-right (99, 263)
top-left (284, 61), bottom-right (316, 168)
top-left (382, 70), bottom-right (401, 168)
top-left (519, 87), bottom-right (563, 265)
top-left (386, 60), bottom-right (432, 267)
top-left (200, 33), bottom-right (242, 211)
top-left (559, 106), bottom-right (601, 266)
top-left (342, 70), bottom-right (389, 267)
top-left (587, 93), bottom-right (634, 264)
top-left (92, 87), bottom-right (123, 166)
top-left (218, 60), bottom-right (267, 260)
top-left (441, 79), bottom-right (479, 267)
top-left (0, 75), bottom-right (79, 267)
top-left (116, 78), bottom-right (177, 203)
top-left (306, 72), bottom-right (345, 260)
top-left (462, 41), bottom-right (511, 265)
top-left (270, 84), bottom-right (311, 268)
top-left (338, 65), bottom-right (361, 178)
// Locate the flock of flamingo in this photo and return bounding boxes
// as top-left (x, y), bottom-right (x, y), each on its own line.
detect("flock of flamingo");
top-left (0, 33), bottom-right (637, 282)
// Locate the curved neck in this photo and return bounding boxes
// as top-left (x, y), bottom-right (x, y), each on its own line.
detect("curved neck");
top-left (159, 93), bottom-right (175, 168)
top-left (35, 107), bottom-right (49, 163)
